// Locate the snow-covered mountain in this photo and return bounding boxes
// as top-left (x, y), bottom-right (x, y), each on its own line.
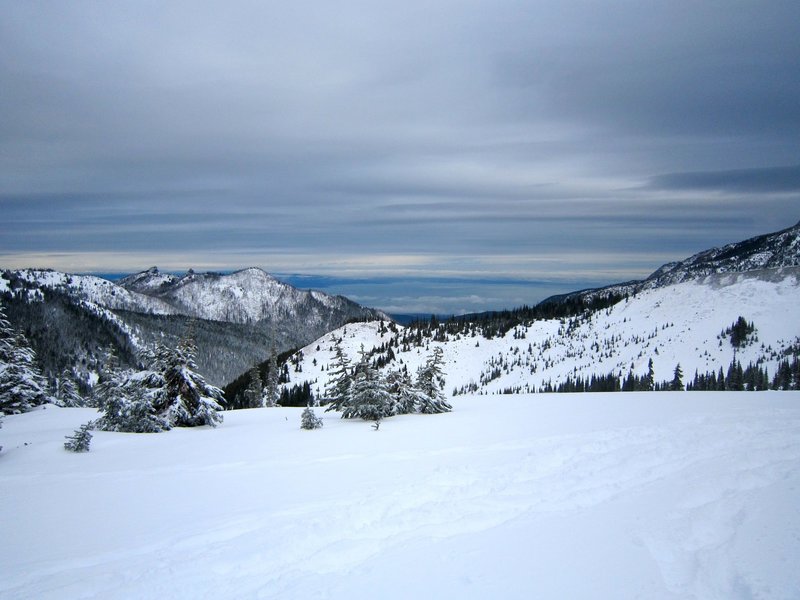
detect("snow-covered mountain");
top-left (542, 220), bottom-right (800, 307)
top-left (0, 267), bottom-right (387, 386)
top-left (645, 219), bottom-right (800, 286)
top-left (278, 225), bottom-right (800, 399)
top-left (1, 269), bottom-right (177, 315)
top-left (118, 267), bottom-right (386, 326)
top-left (279, 270), bottom-right (799, 399)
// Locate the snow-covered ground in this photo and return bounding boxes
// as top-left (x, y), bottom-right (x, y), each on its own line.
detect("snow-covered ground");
top-left (2, 393), bottom-right (799, 599)
top-left (284, 271), bottom-right (800, 397)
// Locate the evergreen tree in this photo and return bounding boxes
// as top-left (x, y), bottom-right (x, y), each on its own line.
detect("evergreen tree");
top-left (0, 305), bottom-right (48, 414)
top-left (727, 316), bottom-right (755, 348)
top-left (416, 347), bottom-right (452, 414)
top-left (92, 354), bottom-right (126, 427)
top-left (638, 358), bottom-right (655, 392)
top-left (263, 349), bottom-right (280, 408)
top-left (343, 345), bottom-right (392, 420)
top-left (300, 406), bottom-right (323, 429)
top-left (95, 362), bottom-right (168, 433)
top-left (324, 337), bottom-right (352, 412)
top-left (670, 363), bottom-right (684, 391)
top-left (57, 371), bottom-right (84, 407)
top-left (243, 366), bottom-right (263, 408)
top-left (161, 335), bottom-right (224, 428)
top-left (385, 368), bottom-right (422, 415)
top-left (726, 359), bottom-right (744, 391)
top-left (622, 369), bottom-right (637, 392)
top-left (64, 422), bottom-right (93, 452)
top-left (717, 366), bottom-right (726, 391)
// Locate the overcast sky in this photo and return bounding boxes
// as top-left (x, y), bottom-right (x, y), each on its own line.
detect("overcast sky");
top-left (1, 1), bottom-right (799, 313)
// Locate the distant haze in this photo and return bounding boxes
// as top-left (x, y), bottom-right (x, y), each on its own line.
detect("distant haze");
top-left (1, 1), bottom-right (798, 313)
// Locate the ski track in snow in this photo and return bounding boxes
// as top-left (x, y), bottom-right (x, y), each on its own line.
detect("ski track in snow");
top-left (2, 395), bottom-right (799, 599)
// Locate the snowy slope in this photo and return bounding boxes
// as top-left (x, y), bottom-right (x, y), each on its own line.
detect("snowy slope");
top-left (117, 267), bottom-right (388, 325)
top-left (2, 269), bottom-right (177, 315)
top-left (1, 267), bottom-right (386, 326)
top-left (117, 266), bottom-right (178, 294)
top-left (1, 394), bottom-right (799, 599)
top-left (282, 269), bottom-right (800, 397)
top-left (545, 220), bottom-right (800, 306)
top-left (0, 267), bottom-right (388, 387)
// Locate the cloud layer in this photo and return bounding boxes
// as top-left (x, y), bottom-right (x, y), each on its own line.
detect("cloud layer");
top-left (1, 1), bottom-right (798, 311)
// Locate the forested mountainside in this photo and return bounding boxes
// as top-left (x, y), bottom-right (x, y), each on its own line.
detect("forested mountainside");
top-left (277, 269), bottom-right (799, 405)
top-left (0, 267), bottom-right (386, 388)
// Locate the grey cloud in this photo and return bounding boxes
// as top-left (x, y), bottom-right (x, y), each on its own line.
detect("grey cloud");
top-left (649, 165), bottom-right (800, 193)
top-left (1, 1), bottom-right (799, 312)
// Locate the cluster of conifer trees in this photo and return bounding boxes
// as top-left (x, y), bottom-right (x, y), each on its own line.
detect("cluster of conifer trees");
top-left (91, 332), bottom-right (225, 434)
top-left (687, 356), bottom-right (800, 391)
top-left (1, 304), bottom-right (49, 416)
top-left (323, 338), bottom-right (451, 421)
top-left (535, 353), bottom-right (800, 395)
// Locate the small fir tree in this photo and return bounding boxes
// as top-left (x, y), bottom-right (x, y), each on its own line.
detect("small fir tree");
top-left (343, 345), bottom-right (392, 420)
top-left (416, 347), bottom-right (452, 414)
top-left (0, 305), bottom-right (48, 414)
top-left (385, 368), bottom-right (422, 415)
top-left (300, 406), bottom-right (324, 429)
top-left (95, 366), bottom-right (168, 433)
top-left (57, 371), bottom-right (84, 407)
top-left (161, 335), bottom-right (224, 428)
top-left (324, 337), bottom-right (353, 413)
top-left (64, 422), bottom-right (93, 452)
top-left (670, 363), bottom-right (684, 391)
top-left (263, 349), bottom-right (280, 408)
top-left (244, 366), bottom-right (263, 408)
top-left (640, 358), bottom-right (655, 392)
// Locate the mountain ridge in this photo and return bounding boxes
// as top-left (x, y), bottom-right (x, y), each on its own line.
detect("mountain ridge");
top-left (272, 221), bottom-right (800, 400)
top-left (0, 266), bottom-right (388, 387)
top-left (537, 221), bottom-right (800, 308)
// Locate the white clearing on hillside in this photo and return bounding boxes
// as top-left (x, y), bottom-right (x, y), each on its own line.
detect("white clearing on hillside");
top-left (2, 393), bottom-right (799, 599)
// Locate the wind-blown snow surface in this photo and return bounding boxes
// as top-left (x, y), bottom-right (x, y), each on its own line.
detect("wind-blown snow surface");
top-left (2, 395), bottom-right (799, 599)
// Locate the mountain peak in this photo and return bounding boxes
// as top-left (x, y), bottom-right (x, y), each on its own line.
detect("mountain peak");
top-left (645, 221), bottom-right (800, 287)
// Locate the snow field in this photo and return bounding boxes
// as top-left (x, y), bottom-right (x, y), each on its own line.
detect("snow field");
top-left (2, 392), bottom-right (800, 599)
top-left (284, 272), bottom-right (800, 397)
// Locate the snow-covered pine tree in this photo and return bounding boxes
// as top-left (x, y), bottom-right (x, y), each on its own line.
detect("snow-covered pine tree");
top-left (161, 335), bottom-right (224, 427)
top-left (0, 304), bottom-right (48, 414)
top-left (343, 345), bottom-right (392, 420)
top-left (64, 422), bottom-right (93, 452)
top-left (324, 337), bottom-right (352, 412)
top-left (244, 366), bottom-right (263, 408)
top-left (94, 362), bottom-right (168, 433)
top-left (385, 367), bottom-right (422, 415)
top-left (300, 406), bottom-right (323, 429)
top-left (93, 363), bottom-right (128, 430)
top-left (416, 346), bottom-right (452, 414)
top-left (57, 370), bottom-right (84, 407)
top-left (122, 372), bottom-right (169, 433)
top-left (263, 349), bottom-right (280, 408)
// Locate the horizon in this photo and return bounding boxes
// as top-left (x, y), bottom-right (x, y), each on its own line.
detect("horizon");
top-left (2, 2), bottom-right (798, 314)
top-left (81, 270), bottom-right (622, 315)
top-left (6, 217), bottom-right (797, 314)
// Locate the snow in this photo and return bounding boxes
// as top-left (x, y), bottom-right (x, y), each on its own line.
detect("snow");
top-left (5, 269), bottom-right (177, 315)
top-left (2, 393), bottom-right (799, 599)
top-left (285, 271), bottom-right (800, 396)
